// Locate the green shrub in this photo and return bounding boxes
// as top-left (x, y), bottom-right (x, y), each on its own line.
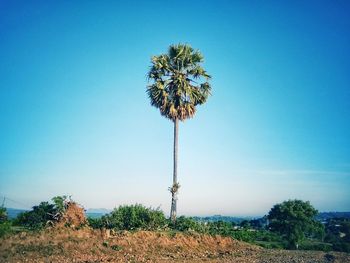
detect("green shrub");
top-left (103, 204), bottom-right (167, 231)
top-left (206, 221), bottom-right (263, 243)
top-left (230, 230), bottom-right (257, 242)
top-left (172, 216), bottom-right (207, 233)
top-left (0, 221), bottom-right (12, 237)
top-left (14, 196), bottom-right (70, 230)
top-left (14, 202), bottom-right (57, 230)
top-left (299, 241), bottom-right (332, 252)
top-left (254, 230), bottom-right (282, 242)
top-left (207, 221), bottom-right (233, 236)
top-left (52, 195), bottom-right (68, 214)
top-left (111, 245), bottom-right (123, 251)
top-left (87, 217), bottom-right (106, 229)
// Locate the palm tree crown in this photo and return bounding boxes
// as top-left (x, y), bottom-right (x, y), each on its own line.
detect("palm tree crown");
top-left (147, 44), bottom-right (211, 121)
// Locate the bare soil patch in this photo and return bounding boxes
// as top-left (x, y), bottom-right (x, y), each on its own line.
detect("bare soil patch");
top-left (56, 202), bottom-right (87, 228)
top-left (0, 228), bottom-right (349, 262)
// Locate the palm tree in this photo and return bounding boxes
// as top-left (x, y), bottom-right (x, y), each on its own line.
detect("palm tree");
top-left (147, 44), bottom-right (211, 222)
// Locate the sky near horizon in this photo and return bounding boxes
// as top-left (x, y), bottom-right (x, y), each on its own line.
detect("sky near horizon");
top-left (0, 0), bottom-right (349, 216)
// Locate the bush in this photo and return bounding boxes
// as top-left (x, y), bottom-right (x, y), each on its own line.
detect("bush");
top-left (14, 202), bottom-right (57, 230)
top-left (207, 221), bottom-right (233, 236)
top-left (102, 204), bottom-right (167, 231)
top-left (206, 221), bottom-right (264, 243)
top-left (0, 221), bottom-right (12, 237)
top-left (87, 217), bottom-right (106, 229)
top-left (230, 229), bottom-right (257, 242)
top-left (14, 196), bottom-right (70, 230)
top-left (299, 240), bottom-right (332, 252)
top-left (254, 230), bottom-right (282, 242)
top-left (172, 216), bottom-right (207, 233)
top-left (52, 195), bottom-right (68, 214)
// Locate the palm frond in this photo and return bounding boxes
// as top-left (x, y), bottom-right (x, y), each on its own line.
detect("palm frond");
top-left (147, 44), bottom-right (211, 121)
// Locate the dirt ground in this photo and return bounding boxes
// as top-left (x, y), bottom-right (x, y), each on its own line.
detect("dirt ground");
top-left (1, 228), bottom-right (349, 263)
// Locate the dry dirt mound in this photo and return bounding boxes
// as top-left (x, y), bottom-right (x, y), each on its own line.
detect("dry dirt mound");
top-left (0, 228), bottom-right (349, 263)
top-left (56, 202), bottom-right (87, 228)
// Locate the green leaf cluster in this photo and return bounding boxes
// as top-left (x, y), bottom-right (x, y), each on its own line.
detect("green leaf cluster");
top-left (14, 202), bottom-right (56, 230)
top-left (0, 221), bottom-right (12, 238)
top-left (207, 220), bottom-right (234, 236)
top-left (97, 204), bottom-right (167, 231)
top-left (268, 199), bottom-right (324, 249)
top-left (172, 216), bottom-right (207, 233)
top-left (14, 196), bottom-right (70, 230)
top-left (147, 43), bottom-right (211, 121)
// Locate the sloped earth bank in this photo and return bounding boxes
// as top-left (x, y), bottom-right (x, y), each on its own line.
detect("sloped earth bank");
top-left (0, 228), bottom-right (349, 263)
top-left (56, 202), bottom-right (87, 228)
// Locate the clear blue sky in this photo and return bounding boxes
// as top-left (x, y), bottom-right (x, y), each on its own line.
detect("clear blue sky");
top-left (0, 0), bottom-right (349, 216)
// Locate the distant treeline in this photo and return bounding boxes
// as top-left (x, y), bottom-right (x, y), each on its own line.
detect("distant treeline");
top-left (6, 208), bottom-right (350, 224)
top-left (5, 208), bottom-right (350, 222)
top-left (316, 212), bottom-right (350, 221)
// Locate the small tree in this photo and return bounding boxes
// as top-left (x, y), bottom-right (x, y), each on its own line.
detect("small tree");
top-left (51, 195), bottom-right (70, 220)
top-left (268, 200), bottom-right (324, 249)
top-left (15, 202), bottom-right (57, 230)
top-left (14, 196), bottom-right (72, 230)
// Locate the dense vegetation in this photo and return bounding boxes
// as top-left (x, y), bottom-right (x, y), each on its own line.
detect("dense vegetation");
top-left (86, 201), bottom-right (350, 252)
top-left (0, 206), bottom-right (11, 238)
top-left (324, 218), bottom-right (350, 252)
top-left (89, 204), bottom-right (167, 231)
top-left (14, 202), bottom-right (59, 230)
top-left (1, 197), bottom-right (349, 253)
top-left (2, 196), bottom-right (70, 232)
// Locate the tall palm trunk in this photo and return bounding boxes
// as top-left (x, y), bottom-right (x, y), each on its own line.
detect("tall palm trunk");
top-left (170, 118), bottom-right (178, 223)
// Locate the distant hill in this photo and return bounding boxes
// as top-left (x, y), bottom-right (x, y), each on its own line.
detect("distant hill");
top-left (85, 208), bottom-right (111, 218)
top-left (6, 208), bottom-right (28, 219)
top-left (193, 215), bottom-right (254, 223)
top-left (195, 212), bottom-right (350, 224)
top-left (85, 208), bottom-right (111, 214)
top-left (5, 207), bottom-right (111, 219)
top-left (5, 207), bottom-right (350, 221)
top-left (316, 212), bottom-right (350, 221)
